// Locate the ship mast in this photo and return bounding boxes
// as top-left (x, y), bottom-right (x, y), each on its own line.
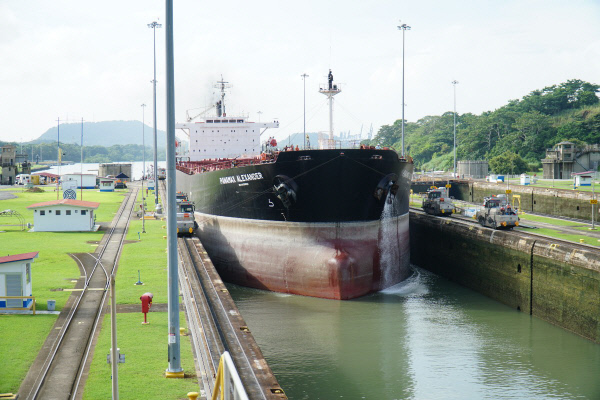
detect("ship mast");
top-left (319, 69), bottom-right (341, 149)
top-left (215, 76), bottom-right (232, 117)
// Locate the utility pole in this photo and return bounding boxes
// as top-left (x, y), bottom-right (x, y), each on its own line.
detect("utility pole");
top-left (165, 0), bottom-right (183, 378)
top-left (148, 20), bottom-right (162, 213)
top-left (80, 118), bottom-right (84, 200)
top-left (398, 22), bottom-right (411, 157)
top-left (301, 73), bottom-right (309, 149)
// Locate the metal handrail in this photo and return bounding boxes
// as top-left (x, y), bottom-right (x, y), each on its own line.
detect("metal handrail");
top-left (0, 295), bottom-right (36, 315)
top-left (211, 352), bottom-right (249, 400)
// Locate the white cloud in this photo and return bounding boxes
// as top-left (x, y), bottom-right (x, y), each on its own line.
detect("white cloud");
top-left (1, 0), bottom-right (600, 144)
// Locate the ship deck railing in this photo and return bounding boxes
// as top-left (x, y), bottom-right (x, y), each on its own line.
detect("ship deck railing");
top-left (176, 156), bottom-right (276, 175)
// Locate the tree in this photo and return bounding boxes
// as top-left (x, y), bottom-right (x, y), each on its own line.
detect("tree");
top-left (489, 151), bottom-right (528, 174)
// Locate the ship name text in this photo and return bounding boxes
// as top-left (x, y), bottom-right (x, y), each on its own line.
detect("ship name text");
top-left (219, 172), bottom-right (264, 185)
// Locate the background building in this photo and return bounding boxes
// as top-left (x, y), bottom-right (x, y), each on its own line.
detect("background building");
top-left (27, 199), bottom-right (99, 232)
top-left (0, 252), bottom-right (38, 310)
top-left (99, 163), bottom-right (132, 179)
top-left (457, 160), bottom-right (488, 179)
top-left (542, 141), bottom-right (600, 179)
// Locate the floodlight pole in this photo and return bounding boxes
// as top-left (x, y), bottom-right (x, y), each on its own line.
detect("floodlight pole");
top-left (141, 104), bottom-right (147, 234)
top-left (301, 73), bottom-right (309, 149)
top-left (165, 0), bottom-right (183, 377)
top-left (452, 80), bottom-right (459, 178)
top-left (148, 20), bottom-right (162, 213)
top-left (398, 22), bottom-right (411, 157)
top-left (57, 117), bottom-right (60, 200)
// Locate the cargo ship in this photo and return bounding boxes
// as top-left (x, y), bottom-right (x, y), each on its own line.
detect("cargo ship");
top-left (176, 75), bottom-right (413, 300)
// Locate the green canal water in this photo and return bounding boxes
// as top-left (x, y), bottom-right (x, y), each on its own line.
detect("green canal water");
top-left (228, 267), bottom-right (600, 399)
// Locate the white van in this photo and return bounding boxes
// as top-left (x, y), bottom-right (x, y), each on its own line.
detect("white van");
top-left (16, 174), bottom-right (31, 185)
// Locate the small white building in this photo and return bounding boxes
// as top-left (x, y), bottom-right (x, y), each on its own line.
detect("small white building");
top-left (0, 252), bottom-right (38, 310)
top-left (62, 173), bottom-right (97, 189)
top-left (520, 174), bottom-right (531, 185)
top-left (27, 199), bottom-right (100, 232)
top-left (573, 172), bottom-right (593, 187)
top-left (99, 177), bottom-right (116, 192)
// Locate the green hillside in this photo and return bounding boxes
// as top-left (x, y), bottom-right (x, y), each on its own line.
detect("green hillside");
top-left (368, 79), bottom-right (600, 173)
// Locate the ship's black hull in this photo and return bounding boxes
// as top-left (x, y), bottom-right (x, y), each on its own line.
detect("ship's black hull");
top-left (176, 149), bottom-right (413, 299)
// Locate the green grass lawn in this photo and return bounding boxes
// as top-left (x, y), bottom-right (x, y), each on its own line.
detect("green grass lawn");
top-left (82, 312), bottom-right (198, 400)
top-left (0, 189), bottom-right (126, 394)
top-left (518, 212), bottom-right (584, 227)
top-left (117, 218), bottom-right (169, 304)
top-left (82, 207), bottom-right (200, 398)
top-left (0, 314), bottom-right (57, 394)
top-left (528, 228), bottom-right (600, 246)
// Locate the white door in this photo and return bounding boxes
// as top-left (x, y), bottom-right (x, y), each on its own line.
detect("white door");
top-left (6, 274), bottom-right (22, 308)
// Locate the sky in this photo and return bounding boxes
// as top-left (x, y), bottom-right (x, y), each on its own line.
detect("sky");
top-left (2, 0), bottom-right (600, 144)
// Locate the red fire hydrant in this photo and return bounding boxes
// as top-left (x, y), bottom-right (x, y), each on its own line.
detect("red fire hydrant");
top-left (140, 292), bottom-right (153, 324)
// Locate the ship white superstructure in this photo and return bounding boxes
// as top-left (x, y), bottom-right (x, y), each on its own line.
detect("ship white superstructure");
top-left (177, 117), bottom-right (278, 161)
top-left (176, 77), bottom-right (278, 161)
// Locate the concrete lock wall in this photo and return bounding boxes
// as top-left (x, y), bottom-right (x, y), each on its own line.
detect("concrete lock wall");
top-left (409, 212), bottom-right (600, 343)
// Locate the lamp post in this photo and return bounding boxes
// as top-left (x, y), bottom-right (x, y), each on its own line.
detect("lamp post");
top-left (398, 22), bottom-right (411, 157)
top-left (164, 0), bottom-right (183, 377)
top-left (452, 80), bottom-right (459, 178)
top-left (141, 104), bottom-right (147, 234)
top-left (591, 174), bottom-right (597, 230)
top-left (301, 73), bottom-right (309, 149)
top-left (148, 20), bottom-right (162, 213)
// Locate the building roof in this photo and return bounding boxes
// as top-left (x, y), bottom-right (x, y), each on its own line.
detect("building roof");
top-left (115, 172), bottom-right (129, 179)
top-left (34, 172), bottom-right (60, 178)
top-left (0, 252), bottom-right (39, 265)
top-left (63, 173), bottom-right (97, 176)
top-left (27, 199), bottom-right (100, 209)
top-left (572, 171), bottom-right (595, 176)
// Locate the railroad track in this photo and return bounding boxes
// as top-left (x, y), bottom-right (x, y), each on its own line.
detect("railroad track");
top-left (24, 187), bottom-right (139, 400)
top-left (410, 206), bottom-right (599, 252)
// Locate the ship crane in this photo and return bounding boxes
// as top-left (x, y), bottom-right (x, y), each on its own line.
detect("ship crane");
top-left (185, 104), bottom-right (215, 123)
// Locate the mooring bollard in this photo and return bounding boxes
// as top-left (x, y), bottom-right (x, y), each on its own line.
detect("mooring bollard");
top-left (187, 392), bottom-right (199, 400)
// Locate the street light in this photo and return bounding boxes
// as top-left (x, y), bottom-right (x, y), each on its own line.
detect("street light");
top-left (141, 103), bottom-right (147, 234)
top-left (452, 80), bottom-right (459, 178)
top-left (148, 20), bottom-right (162, 213)
top-left (398, 22), bottom-right (411, 157)
top-left (301, 73), bottom-right (309, 149)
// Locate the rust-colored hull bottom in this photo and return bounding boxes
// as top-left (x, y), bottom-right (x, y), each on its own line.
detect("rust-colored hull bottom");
top-left (194, 212), bottom-right (410, 300)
